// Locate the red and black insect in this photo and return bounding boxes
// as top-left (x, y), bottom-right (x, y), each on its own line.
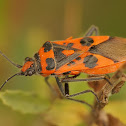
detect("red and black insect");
top-left (1, 25), bottom-right (126, 107)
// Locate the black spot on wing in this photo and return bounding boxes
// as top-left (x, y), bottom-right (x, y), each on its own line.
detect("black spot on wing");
top-left (76, 57), bottom-right (81, 60)
top-left (43, 41), bottom-right (52, 52)
top-left (54, 48), bottom-right (67, 63)
top-left (83, 55), bottom-right (98, 68)
top-left (46, 58), bottom-right (55, 70)
top-left (67, 61), bottom-right (75, 66)
top-left (67, 63), bottom-right (71, 66)
top-left (70, 61), bottom-right (75, 64)
top-left (63, 71), bottom-right (71, 75)
top-left (67, 43), bottom-right (74, 48)
top-left (52, 43), bottom-right (81, 69)
top-left (88, 45), bottom-right (97, 53)
top-left (80, 37), bottom-right (94, 46)
top-left (114, 60), bottom-right (119, 63)
top-left (34, 53), bottom-right (42, 73)
top-left (57, 53), bottom-right (81, 69)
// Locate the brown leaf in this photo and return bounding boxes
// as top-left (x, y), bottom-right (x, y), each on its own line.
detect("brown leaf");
top-left (112, 81), bottom-right (125, 94)
top-left (88, 75), bottom-right (107, 92)
top-left (107, 114), bottom-right (126, 126)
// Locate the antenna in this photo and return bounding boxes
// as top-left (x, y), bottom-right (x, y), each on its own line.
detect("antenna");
top-left (0, 73), bottom-right (21, 90)
top-left (0, 51), bottom-right (22, 68)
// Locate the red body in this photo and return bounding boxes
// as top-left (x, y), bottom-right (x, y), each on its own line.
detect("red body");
top-left (21, 36), bottom-right (126, 77)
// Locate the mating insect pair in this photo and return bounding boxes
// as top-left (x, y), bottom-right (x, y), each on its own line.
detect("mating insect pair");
top-left (0, 25), bottom-right (126, 107)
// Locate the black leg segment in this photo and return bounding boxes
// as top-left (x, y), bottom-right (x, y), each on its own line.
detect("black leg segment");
top-left (65, 83), bottom-right (69, 96)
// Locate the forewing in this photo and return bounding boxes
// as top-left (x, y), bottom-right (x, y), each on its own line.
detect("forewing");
top-left (89, 37), bottom-right (126, 62)
top-left (52, 42), bottom-right (83, 69)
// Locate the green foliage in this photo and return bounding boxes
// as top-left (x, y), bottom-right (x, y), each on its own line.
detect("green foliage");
top-left (0, 90), bottom-right (50, 114)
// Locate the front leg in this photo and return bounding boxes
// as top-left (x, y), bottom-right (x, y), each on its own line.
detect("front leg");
top-left (45, 77), bottom-right (58, 96)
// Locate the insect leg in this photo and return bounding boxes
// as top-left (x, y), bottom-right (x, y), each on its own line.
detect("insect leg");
top-left (61, 76), bottom-right (112, 85)
top-left (66, 97), bottom-right (93, 108)
top-left (64, 74), bottom-right (80, 95)
top-left (64, 83), bottom-right (95, 107)
top-left (55, 76), bottom-right (93, 108)
top-left (65, 89), bottom-right (100, 103)
top-left (0, 51), bottom-right (22, 68)
top-left (64, 79), bottom-right (100, 104)
top-left (65, 82), bottom-right (69, 96)
top-left (55, 76), bottom-right (65, 96)
top-left (84, 25), bottom-right (99, 36)
top-left (45, 77), bottom-right (57, 96)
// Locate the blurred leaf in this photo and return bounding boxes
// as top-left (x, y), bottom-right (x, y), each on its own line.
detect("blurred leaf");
top-left (107, 114), bottom-right (125, 126)
top-left (105, 101), bottom-right (126, 124)
top-left (0, 90), bottom-right (50, 114)
top-left (44, 99), bottom-right (88, 126)
top-left (88, 75), bottom-right (106, 92)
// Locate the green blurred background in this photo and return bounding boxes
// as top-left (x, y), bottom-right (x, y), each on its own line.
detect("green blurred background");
top-left (0, 0), bottom-right (126, 126)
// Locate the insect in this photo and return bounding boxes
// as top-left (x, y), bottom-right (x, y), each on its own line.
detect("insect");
top-left (1, 25), bottom-right (126, 107)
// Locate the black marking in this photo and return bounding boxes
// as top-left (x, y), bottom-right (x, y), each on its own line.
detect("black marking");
top-left (83, 55), bottom-right (98, 68)
top-left (63, 71), bottom-right (71, 75)
top-left (65, 83), bottom-right (69, 95)
top-left (46, 58), bottom-right (55, 70)
top-left (80, 37), bottom-right (94, 46)
top-left (88, 45), bottom-right (97, 52)
top-left (67, 43), bottom-right (74, 48)
top-left (34, 53), bottom-right (42, 73)
top-left (76, 57), bottom-right (81, 60)
top-left (67, 61), bottom-right (75, 66)
top-left (52, 43), bottom-right (81, 69)
top-left (51, 73), bottom-right (56, 75)
top-left (67, 63), bottom-right (71, 66)
top-left (54, 48), bottom-right (66, 63)
top-left (63, 43), bottom-right (66, 45)
top-left (56, 53), bottom-right (81, 69)
top-left (43, 41), bottom-right (52, 52)
top-left (114, 60), bottom-right (119, 63)
top-left (70, 61), bottom-right (75, 65)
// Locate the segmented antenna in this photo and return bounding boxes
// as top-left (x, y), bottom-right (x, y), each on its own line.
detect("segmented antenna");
top-left (0, 73), bottom-right (21, 90)
top-left (0, 51), bottom-right (22, 68)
